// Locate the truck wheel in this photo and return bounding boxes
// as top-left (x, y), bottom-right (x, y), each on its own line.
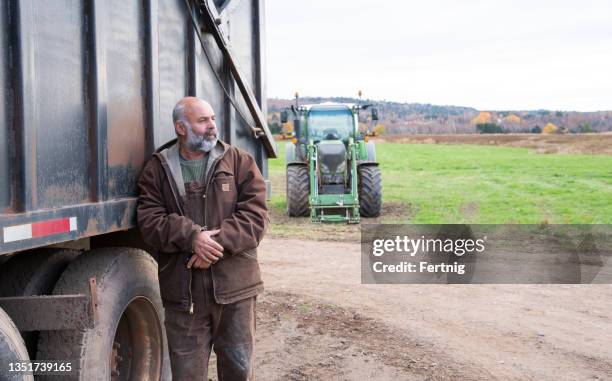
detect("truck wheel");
top-left (358, 165), bottom-right (382, 217)
top-left (0, 307), bottom-right (34, 381)
top-left (287, 165), bottom-right (310, 217)
top-left (36, 248), bottom-right (169, 380)
top-left (0, 249), bottom-right (80, 358)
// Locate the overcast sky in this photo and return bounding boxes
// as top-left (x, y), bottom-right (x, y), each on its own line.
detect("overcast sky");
top-left (264, 0), bottom-right (612, 111)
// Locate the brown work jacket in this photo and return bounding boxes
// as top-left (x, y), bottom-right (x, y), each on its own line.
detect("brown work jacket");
top-left (137, 139), bottom-right (268, 311)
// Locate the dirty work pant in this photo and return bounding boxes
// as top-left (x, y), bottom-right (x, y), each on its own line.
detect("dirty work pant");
top-left (164, 268), bottom-right (256, 381)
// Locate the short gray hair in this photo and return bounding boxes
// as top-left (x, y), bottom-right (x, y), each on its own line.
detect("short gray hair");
top-left (172, 101), bottom-right (187, 125)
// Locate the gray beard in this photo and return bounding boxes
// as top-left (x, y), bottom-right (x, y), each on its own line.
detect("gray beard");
top-left (185, 122), bottom-right (217, 153)
top-left (199, 138), bottom-right (218, 152)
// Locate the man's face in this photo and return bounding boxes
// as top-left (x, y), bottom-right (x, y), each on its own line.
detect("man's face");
top-left (181, 100), bottom-right (218, 152)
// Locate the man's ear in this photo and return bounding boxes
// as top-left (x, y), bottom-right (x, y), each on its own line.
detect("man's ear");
top-left (175, 121), bottom-right (186, 137)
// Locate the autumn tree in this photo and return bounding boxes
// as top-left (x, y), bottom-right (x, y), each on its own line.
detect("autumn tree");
top-left (504, 114), bottom-right (521, 124)
top-left (471, 111), bottom-right (492, 125)
top-left (542, 122), bottom-right (558, 134)
top-left (373, 123), bottom-right (385, 136)
top-left (502, 114), bottom-right (522, 132)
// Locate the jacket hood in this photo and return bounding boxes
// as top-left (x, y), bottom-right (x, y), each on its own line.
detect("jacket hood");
top-left (154, 139), bottom-right (228, 199)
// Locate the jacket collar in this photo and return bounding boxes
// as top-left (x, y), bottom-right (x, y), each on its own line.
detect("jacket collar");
top-left (156, 139), bottom-right (228, 198)
top-left (204, 140), bottom-right (226, 185)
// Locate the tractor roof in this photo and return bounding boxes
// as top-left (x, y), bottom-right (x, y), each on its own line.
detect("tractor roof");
top-left (300, 102), bottom-right (355, 112)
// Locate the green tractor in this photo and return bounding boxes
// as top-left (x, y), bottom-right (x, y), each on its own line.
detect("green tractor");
top-left (282, 103), bottom-right (382, 223)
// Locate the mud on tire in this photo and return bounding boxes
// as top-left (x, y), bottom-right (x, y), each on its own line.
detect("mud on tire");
top-left (0, 249), bottom-right (80, 358)
top-left (358, 165), bottom-right (382, 218)
top-left (36, 248), bottom-right (170, 380)
top-left (287, 165), bottom-right (310, 217)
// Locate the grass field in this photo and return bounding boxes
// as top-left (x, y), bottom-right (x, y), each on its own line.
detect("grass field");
top-left (267, 139), bottom-right (612, 237)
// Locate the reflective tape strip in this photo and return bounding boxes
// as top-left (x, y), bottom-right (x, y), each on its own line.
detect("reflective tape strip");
top-left (3, 224), bottom-right (32, 243)
top-left (69, 217), bottom-right (77, 231)
top-left (3, 217), bottom-right (78, 243)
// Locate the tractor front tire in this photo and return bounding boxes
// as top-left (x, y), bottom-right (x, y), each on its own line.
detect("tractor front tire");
top-left (286, 165), bottom-right (310, 217)
top-left (358, 165), bottom-right (382, 217)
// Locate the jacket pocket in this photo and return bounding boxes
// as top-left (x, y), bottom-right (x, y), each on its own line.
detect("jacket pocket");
top-left (213, 249), bottom-right (263, 302)
top-left (211, 174), bottom-right (237, 220)
top-left (158, 252), bottom-right (189, 304)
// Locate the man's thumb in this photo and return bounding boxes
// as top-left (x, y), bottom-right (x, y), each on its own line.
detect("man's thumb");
top-left (209, 229), bottom-right (221, 235)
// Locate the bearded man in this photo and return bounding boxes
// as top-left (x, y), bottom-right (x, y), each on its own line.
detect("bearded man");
top-left (137, 96), bottom-right (268, 380)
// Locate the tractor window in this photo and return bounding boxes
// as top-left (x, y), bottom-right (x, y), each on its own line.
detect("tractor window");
top-left (308, 109), bottom-right (353, 140)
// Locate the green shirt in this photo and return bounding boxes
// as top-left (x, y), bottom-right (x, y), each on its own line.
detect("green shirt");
top-left (179, 154), bottom-right (209, 183)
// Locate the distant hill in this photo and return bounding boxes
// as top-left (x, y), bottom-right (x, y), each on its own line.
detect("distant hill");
top-left (267, 97), bottom-right (612, 135)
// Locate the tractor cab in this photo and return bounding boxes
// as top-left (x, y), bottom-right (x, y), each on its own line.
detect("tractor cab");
top-left (284, 102), bottom-right (382, 223)
top-left (309, 105), bottom-right (353, 194)
top-left (308, 105), bottom-right (353, 143)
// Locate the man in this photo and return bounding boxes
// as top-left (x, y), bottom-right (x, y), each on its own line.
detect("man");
top-left (137, 96), bottom-right (268, 380)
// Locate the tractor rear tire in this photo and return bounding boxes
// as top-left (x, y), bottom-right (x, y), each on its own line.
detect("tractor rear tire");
top-left (36, 248), bottom-right (169, 380)
top-left (0, 307), bottom-right (33, 381)
top-left (286, 165), bottom-right (310, 217)
top-left (0, 249), bottom-right (80, 358)
top-left (358, 165), bottom-right (382, 217)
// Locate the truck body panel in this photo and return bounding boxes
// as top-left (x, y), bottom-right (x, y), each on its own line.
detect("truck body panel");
top-left (0, 0), bottom-right (272, 255)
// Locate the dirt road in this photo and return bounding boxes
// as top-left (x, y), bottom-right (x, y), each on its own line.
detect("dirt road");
top-left (252, 238), bottom-right (612, 380)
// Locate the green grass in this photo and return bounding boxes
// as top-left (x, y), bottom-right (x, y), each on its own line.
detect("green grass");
top-left (268, 141), bottom-right (612, 225)
top-left (268, 143), bottom-right (288, 214)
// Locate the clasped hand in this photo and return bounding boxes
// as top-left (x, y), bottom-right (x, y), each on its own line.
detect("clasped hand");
top-left (188, 229), bottom-right (224, 269)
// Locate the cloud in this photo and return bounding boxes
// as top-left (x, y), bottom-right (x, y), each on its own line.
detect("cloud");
top-left (265, 0), bottom-right (612, 111)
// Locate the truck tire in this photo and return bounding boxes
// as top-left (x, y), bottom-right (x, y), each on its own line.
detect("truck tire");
top-left (0, 249), bottom-right (80, 358)
top-left (287, 165), bottom-right (310, 217)
top-left (358, 165), bottom-right (382, 217)
top-left (0, 306), bottom-right (34, 381)
top-left (36, 248), bottom-right (169, 381)
top-left (0, 254), bottom-right (13, 266)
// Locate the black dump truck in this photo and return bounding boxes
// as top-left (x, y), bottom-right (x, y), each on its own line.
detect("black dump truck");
top-left (0, 1), bottom-right (275, 379)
